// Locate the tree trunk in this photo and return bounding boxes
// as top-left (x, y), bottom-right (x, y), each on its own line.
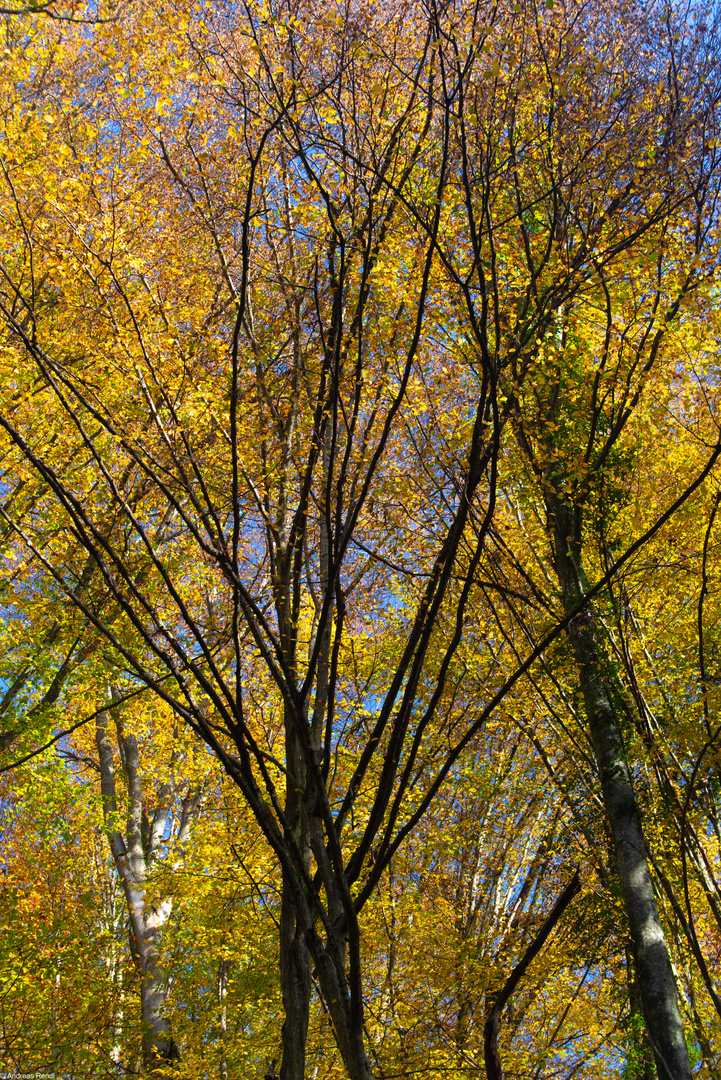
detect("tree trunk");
top-left (484, 870), bottom-right (580, 1080)
top-left (137, 903), bottom-right (178, 1072)
top-left (625, 942), bottom-right (657, 1080)
top-left (279, 878), bottom-right (312, 1080)
top-left (308, 931), bottom-right (375, 1080)
top-left (95, 702), bottom-right (187, 1075)
top-left (219, 958), bottom-right (229, 1080)
top-left (549, 498), bottom-right (691, 1080)
top-left (279, 715), bottom-right (312, 1080)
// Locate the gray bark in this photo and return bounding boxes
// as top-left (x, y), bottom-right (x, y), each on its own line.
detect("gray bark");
top-left (218, 958), bottom-right (229, 1080)
top-left (95, 696), bottom-right (200, 1073)
top-left (625, 942), bottom-right (657, 1080)
top-left (549, 498), bottom-right (691, 1080)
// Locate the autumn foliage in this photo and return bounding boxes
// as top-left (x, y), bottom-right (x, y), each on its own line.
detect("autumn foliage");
top-left (1, 0), bottom-right (721, 1077)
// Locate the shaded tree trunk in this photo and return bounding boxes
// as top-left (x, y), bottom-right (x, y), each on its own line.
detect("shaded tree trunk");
top-left (484, 869), bottom-right (580, 1080)
top-left (279, 873), bottom-right (311, 1080)
top-left (549, 497), bottom-right (691, 1080)
top-left (625, 941), bottom-right (657, 1080)
top-left (276, 620), bottom-right (313, 1080)
top-left (307, 927), bottom-right (375, 1080)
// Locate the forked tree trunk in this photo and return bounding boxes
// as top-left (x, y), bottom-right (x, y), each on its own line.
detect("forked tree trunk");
top-left (307, 928), bottom-right (375, 1080)
top-left (277, 727), bottom-right (375, 1080)
top-left (549, 497), bottom-right (691, 1080)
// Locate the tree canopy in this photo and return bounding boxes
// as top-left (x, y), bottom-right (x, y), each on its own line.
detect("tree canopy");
top-left (1, 0), bottom-right (721, 1077)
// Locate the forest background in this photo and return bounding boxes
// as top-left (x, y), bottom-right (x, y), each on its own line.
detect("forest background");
top-left (1, 0), bottom-right (721, 1078)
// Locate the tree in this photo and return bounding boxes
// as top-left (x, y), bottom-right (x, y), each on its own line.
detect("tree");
top-left (506, 161), bottom-right (721, 1074)
top-left (0, 757), bottom-right (122, 1074)
top-left (0, 0), bottom-right (719, 1076)
top-left (94, 688), bottom-right (206, 1072)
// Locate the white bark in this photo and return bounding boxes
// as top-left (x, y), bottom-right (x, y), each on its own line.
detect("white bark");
top-left (95, 693), bottom-right (203, 1072)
